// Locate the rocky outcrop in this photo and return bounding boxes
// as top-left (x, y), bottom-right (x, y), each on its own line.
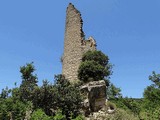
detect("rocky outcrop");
top-left (80, 80), bottom-right (107, 116)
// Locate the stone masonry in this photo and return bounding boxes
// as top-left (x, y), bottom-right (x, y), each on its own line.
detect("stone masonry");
top-left (80, 80), bottom-right (107, 115)
top-left (62, 3), bottom-right (97, 82)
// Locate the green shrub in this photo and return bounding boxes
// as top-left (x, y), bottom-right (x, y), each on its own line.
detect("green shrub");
top-left (139, 107), bottom-right (160, 120)
top-left (78, 50), bottom-right (112, 83)
top-left (82, 50), bottom-right (109, 67)
top-left (31, 109), bottom-right (51, 120)
top-left (106, 108), bottom-right (139, 120)
top-left (53, 110), bottom-right (66, 120)
top-left (71, 115), bottom-right (84, 120)
top-left (54, 75), bottom-right (82, 119)
top-left (78, 61), bottom-right (108, 82)
top-left (0, 98), bottom-right (32, 120)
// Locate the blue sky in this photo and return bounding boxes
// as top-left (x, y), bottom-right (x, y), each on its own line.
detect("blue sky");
top-left (0, 0), bottom-right (160, 98)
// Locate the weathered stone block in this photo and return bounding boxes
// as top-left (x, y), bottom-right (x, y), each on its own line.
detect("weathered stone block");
top-left (81, 80), bottom-right (107, 114)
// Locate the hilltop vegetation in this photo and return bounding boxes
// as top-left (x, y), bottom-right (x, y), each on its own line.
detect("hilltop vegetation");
top-left (1, 51), bottom-right (160, 119)
top-left (0, 63), bottom-right (83, 120)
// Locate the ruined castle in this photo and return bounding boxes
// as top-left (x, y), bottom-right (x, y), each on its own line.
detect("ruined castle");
top-left (62, 3), bottom-right (97, 82)
top-left (61, 4), bottom-right (108, 116)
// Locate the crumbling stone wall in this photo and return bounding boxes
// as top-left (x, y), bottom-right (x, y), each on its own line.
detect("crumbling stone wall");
top-left (82, 36), bottom-right (97, 54)
top-left (62, 3), bottom-right (96, 82)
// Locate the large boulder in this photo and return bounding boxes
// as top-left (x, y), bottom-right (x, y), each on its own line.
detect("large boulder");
top-left (80, 80), bottom-right (107, 115)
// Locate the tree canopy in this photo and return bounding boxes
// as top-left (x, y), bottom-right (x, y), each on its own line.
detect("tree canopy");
top-left (0, 63), bottom-right (83, 119)
top-left (78, 50), bottom-right (112, 83)
top-left (19, 62), bottom-right (38, 102)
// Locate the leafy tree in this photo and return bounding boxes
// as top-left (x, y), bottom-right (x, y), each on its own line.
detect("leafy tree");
top-left (32, 80), bottom-right (56, 115)
top-left (54, 74), bottom-right (82, 119)
top-left (149, 71), bottom-right (160, 88)
top-left (0, 87), bottom-right (11, 99)
top-left (0, 83), bottom-right (32, 119)
top-left (31, 74), bottom-right (82, 119)
top-left (143, 71), bottom-right (160, 104)
top-left (142, 71), bottom-right (160, 119)
top-left (0, 63), bottom-right (83, 119)
top-left (122, 98), bottom-right (141, 116)
top-left (78, 61), bottom-right (107, 82)
top-left (78, 50), bottom-right (112, 83)
top-left (107, 83), bottom-right (122, 99)
top-left (82, 50), bottom-right (109, 67)
top-left (19, 62), bottom-right (38, 102)
top-left (0, 97), bottom-right (32, 120)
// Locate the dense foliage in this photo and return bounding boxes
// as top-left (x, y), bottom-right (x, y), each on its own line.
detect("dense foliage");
top-left (0, 63), bottom-right (83, 120)
top-left (142, 71), bottom-right (160, 119)
top-left (110, 71), bottom-right (160, 120)
top-left (1, 53), bottom-right (160, 120)
top-left (19, 62), bottom-right (38, 102)
top-left (107, 82), bottom-right (122, 99)
top-left (78, 50), bottom-right (112, 83)
top-left (53, 75), bottom-right (82, 119)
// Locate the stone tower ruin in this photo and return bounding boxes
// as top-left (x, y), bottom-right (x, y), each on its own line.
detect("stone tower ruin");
top-left (62, 3), bottom-right (97, 83)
